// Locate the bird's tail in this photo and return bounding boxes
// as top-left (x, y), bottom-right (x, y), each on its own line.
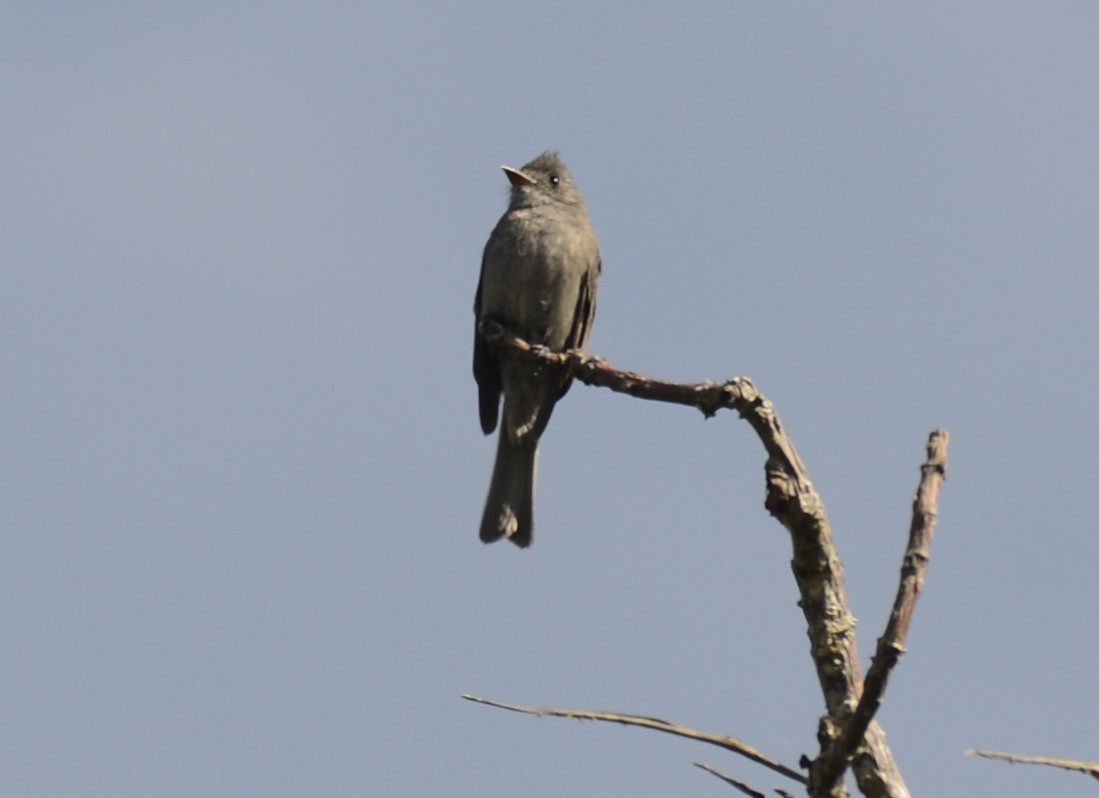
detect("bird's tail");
top-left (479, 431), bottom-right (538, 548)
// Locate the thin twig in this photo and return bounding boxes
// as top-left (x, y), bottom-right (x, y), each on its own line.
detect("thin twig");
top-left (816, 431), bottom-right (950, 790)
top-left (462, 693), bottom-right (807, 784)
top-left (694, 762), bottom-right (768, 797)
top-left (966, 748), bottom-right (1099, 781)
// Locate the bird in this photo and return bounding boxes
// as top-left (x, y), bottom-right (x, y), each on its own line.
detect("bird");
top-left (473, 151), bottom-right (601, 547)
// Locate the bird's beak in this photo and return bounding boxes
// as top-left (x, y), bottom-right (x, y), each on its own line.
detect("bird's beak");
top-left (501, 165), bottom-right (537, 188)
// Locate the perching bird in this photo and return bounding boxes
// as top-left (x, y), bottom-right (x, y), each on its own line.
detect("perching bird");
top-left (473, 151), bottom-right (601, 547)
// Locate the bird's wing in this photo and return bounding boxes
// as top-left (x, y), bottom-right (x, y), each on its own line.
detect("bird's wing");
top-left (566, 253), bottom-right (601, 352)
top-left (472, 264), bottom-right (501, 435)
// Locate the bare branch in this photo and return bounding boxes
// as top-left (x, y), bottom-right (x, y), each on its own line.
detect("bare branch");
top-left (816, 431), bottom-right (950, 789)
top-left (695, 762), bottom-right (768, 797)
top-left (477, 325), bottom-right (924, 798)
top-left (462, 693), bottom-right (807, 784)
top-left (966, 748), bottom-right (1099, 781)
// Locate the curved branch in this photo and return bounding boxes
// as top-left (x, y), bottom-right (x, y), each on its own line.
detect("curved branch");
top-left (462, 693), bottom-right (806, 784)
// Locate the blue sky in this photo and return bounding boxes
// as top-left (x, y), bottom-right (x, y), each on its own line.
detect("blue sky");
top-left (4, 3), bottom-right (1098, 796)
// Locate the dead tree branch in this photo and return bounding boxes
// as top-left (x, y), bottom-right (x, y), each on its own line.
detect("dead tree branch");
top-left (473, 325), bottom-right (951, 797)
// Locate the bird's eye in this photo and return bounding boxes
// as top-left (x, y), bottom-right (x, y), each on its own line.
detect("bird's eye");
top-left (550, 175), bottom-right (560, 186)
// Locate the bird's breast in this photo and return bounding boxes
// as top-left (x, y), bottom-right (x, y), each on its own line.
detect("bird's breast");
top-left (480, 210), bottom-right (595, 349)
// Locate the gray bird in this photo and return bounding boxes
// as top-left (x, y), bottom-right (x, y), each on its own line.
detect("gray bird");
top-left (473, 151), bottom-right (601, 547)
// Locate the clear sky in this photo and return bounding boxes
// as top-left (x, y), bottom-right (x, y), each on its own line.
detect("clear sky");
top-left (4, 3), bottom-right (1097, 796)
